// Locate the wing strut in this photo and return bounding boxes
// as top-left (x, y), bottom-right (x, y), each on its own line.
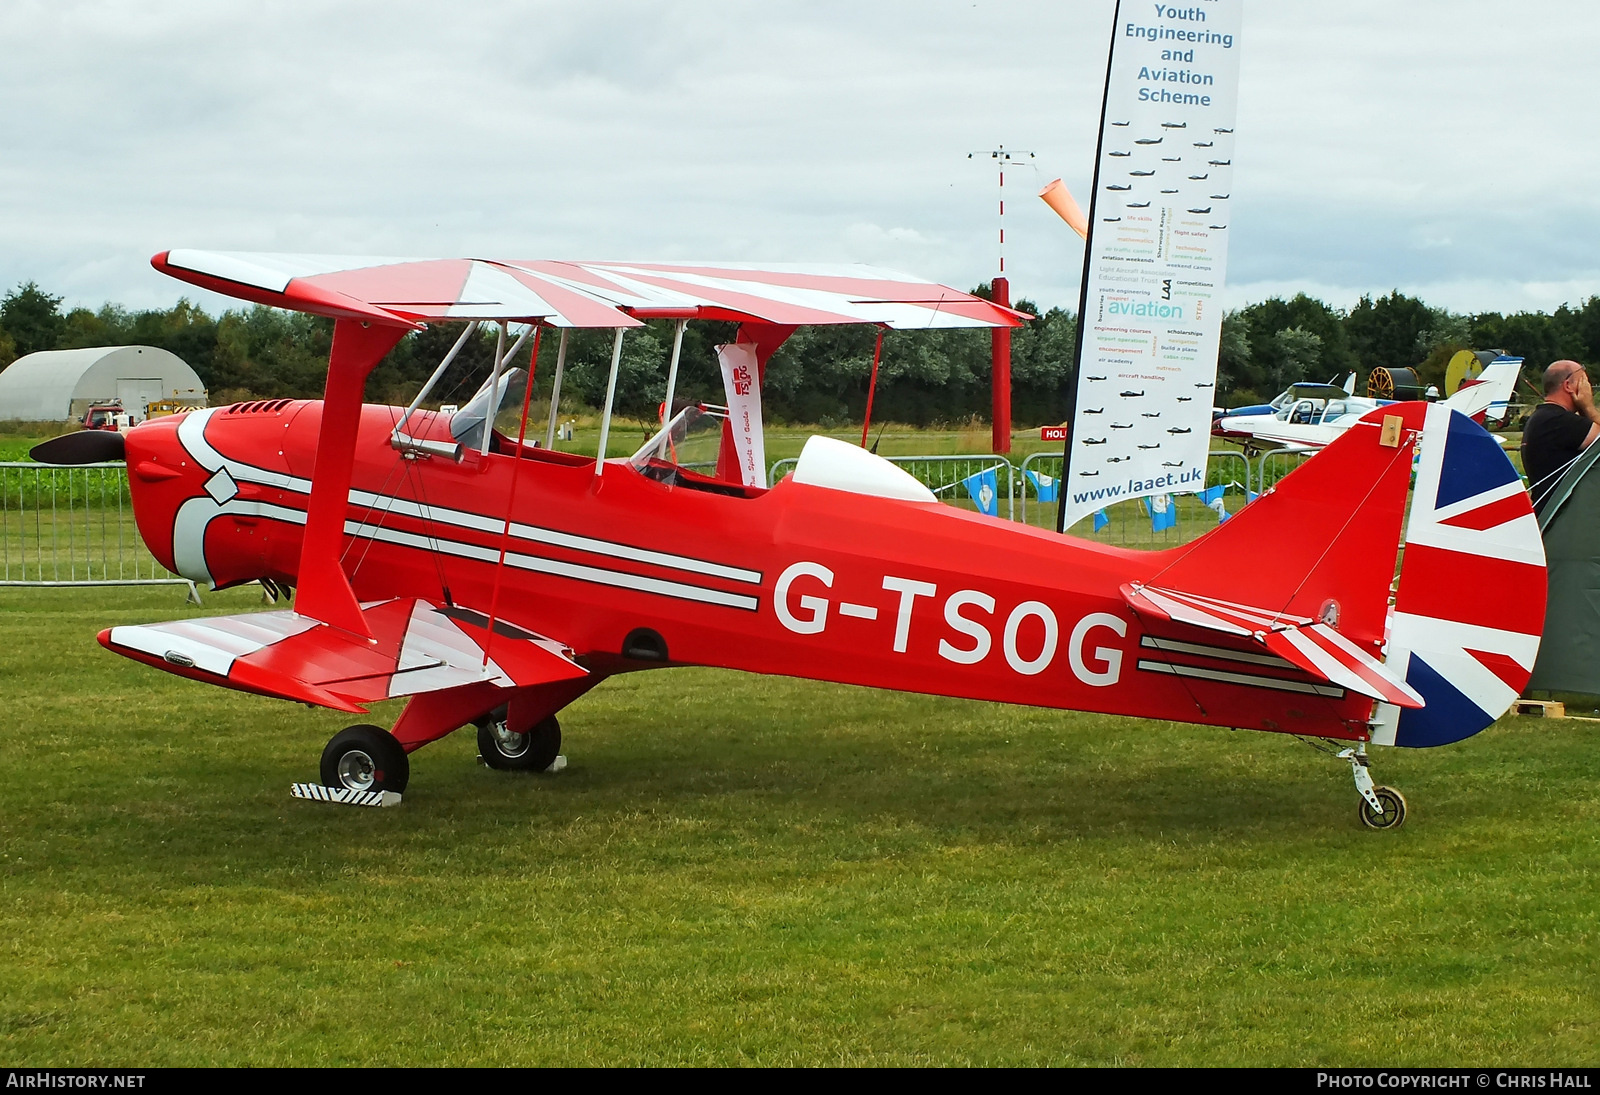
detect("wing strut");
top-left (594, 329), bottom-right (626, 477)
top-left (295, 318), bottom-right (411, 638)
top-left (484, 325), bottom-right (543, 665)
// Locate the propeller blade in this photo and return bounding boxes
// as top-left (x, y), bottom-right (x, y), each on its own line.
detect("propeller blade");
top-left (29, 430), bottom-right (127, 465)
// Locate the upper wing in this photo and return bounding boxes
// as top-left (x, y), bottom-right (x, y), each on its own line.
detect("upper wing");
top-left (1122, 582), bottom-right (1424, 708)
top-left (100, 598), bottom-right (586, 714)
top-left (151, 251), bottom-right (1029, 331)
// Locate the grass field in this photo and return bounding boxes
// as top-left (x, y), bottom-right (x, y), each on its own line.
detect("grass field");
top-left (2, 586), bottom-right (1596, 1066)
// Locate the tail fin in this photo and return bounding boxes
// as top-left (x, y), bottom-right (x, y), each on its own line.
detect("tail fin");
top-left (1145, 404), bottom-right (1421, 655)
top-left (1142, 402), bottom-right (1545, 747)
top-left (1371, 403), bottom-right (1545, 746)
top-left (1445, 355), bottom-right (1522, 424)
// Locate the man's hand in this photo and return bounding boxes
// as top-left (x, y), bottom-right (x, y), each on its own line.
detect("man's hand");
top-left (1575, 369), bottom-right (1600, 423)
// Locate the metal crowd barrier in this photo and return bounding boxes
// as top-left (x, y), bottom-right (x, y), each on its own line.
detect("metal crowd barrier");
top-left (0, 462), bottom-right (199, 599)
top-left (1256, 447), bottom-right (1315, 493)
top-left (770, 453), bottom-right (1017, 520)
top-left (765, 449), bottom-right (1275, 548)
top-left (1013, 449), bottom-right (1255, 548)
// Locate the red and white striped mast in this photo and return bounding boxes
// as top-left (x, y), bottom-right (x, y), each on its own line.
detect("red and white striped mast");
top-left (970, 145), bottom-right (1033, 454)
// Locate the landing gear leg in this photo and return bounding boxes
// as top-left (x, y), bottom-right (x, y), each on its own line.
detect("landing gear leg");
top-left (1340, 745), bottom-right (1407, 830)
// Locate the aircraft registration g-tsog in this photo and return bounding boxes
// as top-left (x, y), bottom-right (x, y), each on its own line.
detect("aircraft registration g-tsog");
top-left (33, 252), bottom-right (1548, 828)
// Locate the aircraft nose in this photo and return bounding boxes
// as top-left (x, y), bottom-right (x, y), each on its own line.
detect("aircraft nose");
top-left (121, 414), bottom-right (209, 576)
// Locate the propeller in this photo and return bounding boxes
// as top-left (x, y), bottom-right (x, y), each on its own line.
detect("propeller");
top-left (29, 430), bottom-right (127, 465)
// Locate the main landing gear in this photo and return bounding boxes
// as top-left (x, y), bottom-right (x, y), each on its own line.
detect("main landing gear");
top-left (476, 708), bottom-right (563, 772)
top-left (322, 724), bottom-right (411, 795)
top-left (309, 682), bottom-right (592, 804)
top-left (312, 713), bottom-right (563, 802)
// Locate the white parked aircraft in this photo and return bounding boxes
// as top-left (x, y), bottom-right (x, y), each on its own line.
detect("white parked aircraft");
top-left (1214, 358), bottom-right (1521, 453)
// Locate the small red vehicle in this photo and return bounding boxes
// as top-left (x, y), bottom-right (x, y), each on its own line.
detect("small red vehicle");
top-left (82, 402), bottom-right (129, 431)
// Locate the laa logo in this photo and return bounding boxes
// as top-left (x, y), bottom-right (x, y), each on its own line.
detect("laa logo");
top-left (773, 561), bottom-right (1126, 687)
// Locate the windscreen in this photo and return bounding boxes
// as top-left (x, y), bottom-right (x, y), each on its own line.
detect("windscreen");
top-left (450, 367), bottom-right (526, 451)
top-left (629, 404), bottom-right (728, 471)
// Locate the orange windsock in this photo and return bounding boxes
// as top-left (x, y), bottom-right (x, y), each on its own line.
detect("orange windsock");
top-left (1039, 178), bottom-right (1087, 240)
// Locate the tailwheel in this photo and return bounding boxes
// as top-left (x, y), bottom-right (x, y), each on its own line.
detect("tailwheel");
top-left (1358, 785), bottom-right (1408, 830)
top-left (321, 725), bottom-right (410, 794)
top-left (477, 710), bottom-right (561, 772)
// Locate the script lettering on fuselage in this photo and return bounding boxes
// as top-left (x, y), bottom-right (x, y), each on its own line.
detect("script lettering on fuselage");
top-left (772, 561), bottom-right (1126, 687)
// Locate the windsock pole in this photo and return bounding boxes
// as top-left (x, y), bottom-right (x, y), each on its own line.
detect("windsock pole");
top-left (970, 145), bottom-right (1033, 455)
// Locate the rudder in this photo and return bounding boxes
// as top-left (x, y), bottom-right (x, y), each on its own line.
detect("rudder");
top-left (1372, 404), bottom-right (1545, 747)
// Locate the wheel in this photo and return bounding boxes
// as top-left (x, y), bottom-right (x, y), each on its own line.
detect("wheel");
top-left (1358, 785), bottom-right (1407, 830)
top-left (321, 724), bottom-right (410, 794)
top-left (477, 712), bottom-right (561, 772)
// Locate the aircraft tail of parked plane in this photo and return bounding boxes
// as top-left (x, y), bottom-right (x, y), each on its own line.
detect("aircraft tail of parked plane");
top-left (1447, 355), bottom-right (1520, 424)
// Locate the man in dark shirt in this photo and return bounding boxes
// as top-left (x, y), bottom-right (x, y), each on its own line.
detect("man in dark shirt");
top-left (1522, 359), bottom-right (1600, 512)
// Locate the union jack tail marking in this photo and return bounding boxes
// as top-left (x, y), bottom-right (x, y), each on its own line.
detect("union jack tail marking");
top-left (1374, 406), bottom-right (1546, 747)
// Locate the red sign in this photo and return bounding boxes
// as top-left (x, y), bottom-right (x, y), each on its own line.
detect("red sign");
top-left (1039, 426), bottom-right (1068, 441)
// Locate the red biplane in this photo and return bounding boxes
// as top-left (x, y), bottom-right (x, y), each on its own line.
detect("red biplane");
top-left (33, 251), bottom-right (1547, 827)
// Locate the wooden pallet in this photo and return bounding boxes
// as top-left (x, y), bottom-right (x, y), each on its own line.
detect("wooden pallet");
top-left (1513, 699), bottom-right (1566, 718)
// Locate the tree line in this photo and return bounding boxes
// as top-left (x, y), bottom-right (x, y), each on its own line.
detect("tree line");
top-left (5, 279), bottom-right (1600, 425)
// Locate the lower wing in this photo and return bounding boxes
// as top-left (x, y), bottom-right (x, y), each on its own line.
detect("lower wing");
top-left (100, 597), bottom-right (586, 714)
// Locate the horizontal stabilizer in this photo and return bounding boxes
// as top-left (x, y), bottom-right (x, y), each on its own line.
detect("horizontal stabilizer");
top-left (1261, 623), bottom-right (1424, 709)
top-left (101, 598), bottom-right (586, 713)
top-left (1122, 582), bottom-right (1423, 708)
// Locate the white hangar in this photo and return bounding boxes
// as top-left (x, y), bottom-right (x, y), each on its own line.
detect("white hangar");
top-left (0, 346), bottom-right (206, 421)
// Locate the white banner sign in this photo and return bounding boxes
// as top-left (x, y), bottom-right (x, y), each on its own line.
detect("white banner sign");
top-left (1062, 0), bottom-right (1244, 531)
top-left (717, 342), bottom-right (767, 488)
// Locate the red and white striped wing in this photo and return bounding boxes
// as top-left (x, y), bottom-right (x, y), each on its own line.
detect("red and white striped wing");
top-left (101, 598), bottom-right (586, 713)
top-left (1263, 623), bottom-right (1423, 708)
top-left (153, 251), bottom-right (1027, 331)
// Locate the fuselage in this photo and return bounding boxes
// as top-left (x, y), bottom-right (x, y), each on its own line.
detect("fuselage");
top-left (121, 401), bottom-right (1382, 742)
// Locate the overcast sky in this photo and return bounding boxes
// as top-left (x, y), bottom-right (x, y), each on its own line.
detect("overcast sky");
top-left (1, 0), bottom-right (1594, 318)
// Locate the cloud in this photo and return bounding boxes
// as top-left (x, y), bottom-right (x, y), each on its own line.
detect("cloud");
top-left (0, 1), bottom-right (1596, 317)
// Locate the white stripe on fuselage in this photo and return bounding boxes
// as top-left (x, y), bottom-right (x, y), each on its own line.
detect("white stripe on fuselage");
top-left (173, 492), bottom-right (758, 612)
top-left (342, 519), bottom-right (760, 610)
top-left (176, 406), bottom-right (761, 586)
top-left (1137, 658), bottom-right (1346, 699)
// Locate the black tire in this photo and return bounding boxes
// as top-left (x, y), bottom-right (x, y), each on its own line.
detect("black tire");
top-left (477, 713), bottom-right (561, 772)
top-left (1358, 785), bottom-right (1407, 830)
top-left (321, 724), bottom-right (410, 794)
